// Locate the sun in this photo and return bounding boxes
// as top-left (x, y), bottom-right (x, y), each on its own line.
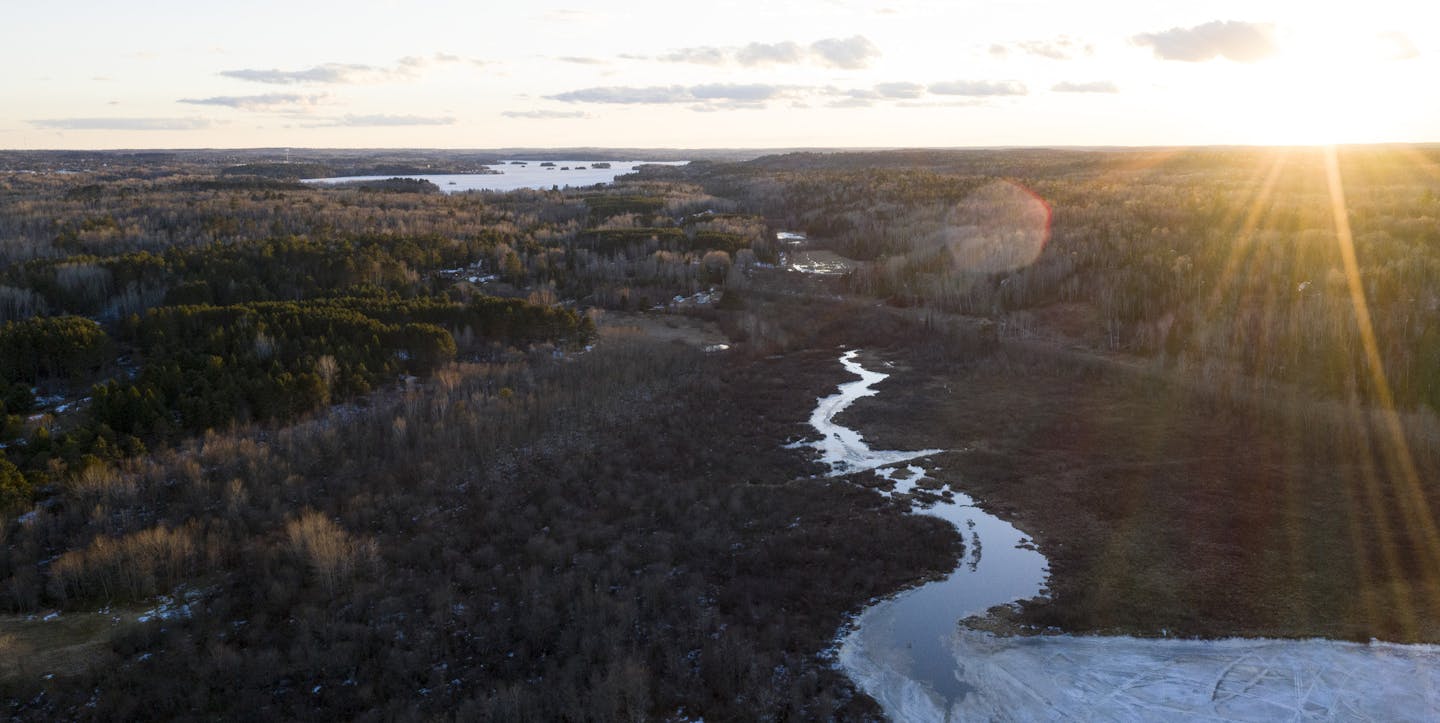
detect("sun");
top-left (1233, 21), bottom-right (1419, 146)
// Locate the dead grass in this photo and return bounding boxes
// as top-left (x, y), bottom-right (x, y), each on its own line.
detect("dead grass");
top-left (596, 310), bottom-right (729, 348)
top-left (0, 611), bottom-right (132, 681)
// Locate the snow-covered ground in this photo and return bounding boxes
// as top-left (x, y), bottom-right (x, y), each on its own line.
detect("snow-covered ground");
top-left (798, 350), bottom-right (1440, 722)
top-left (785, 250), bottom-right (856, 275)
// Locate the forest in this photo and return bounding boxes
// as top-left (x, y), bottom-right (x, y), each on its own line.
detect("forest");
top-left (1, 145), bottom-right (1439, 719)
top-left (686, 147), bottom-right (1440, 411)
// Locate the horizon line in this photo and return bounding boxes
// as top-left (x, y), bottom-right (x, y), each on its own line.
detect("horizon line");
top-left (5, 141), bottom-right (1440, 154)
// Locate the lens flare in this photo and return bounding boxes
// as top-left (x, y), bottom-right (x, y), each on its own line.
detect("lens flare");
top-left (942, 180), bottom-right (1052, 273)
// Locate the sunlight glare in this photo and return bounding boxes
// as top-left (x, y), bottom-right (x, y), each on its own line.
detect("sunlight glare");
top-left (1234, 20), bottom-right (1415, 145)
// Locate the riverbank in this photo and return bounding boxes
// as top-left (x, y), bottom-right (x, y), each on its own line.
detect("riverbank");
top-left (840, 341), bottom-right (1440, 643)
top-left (814, 347), bottom-right (1440, 720)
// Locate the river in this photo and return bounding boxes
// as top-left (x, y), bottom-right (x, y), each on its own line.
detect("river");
top-left (798, 350), bottom-right (1440, 721)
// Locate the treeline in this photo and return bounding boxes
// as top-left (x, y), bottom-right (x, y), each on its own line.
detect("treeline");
top-left (575, 228), bottom-right (755, 257)
top-left (0, 316), bottom-right (112, 385)
top-left (0, 172), bottom-right (579, 264)
top-left (330, 178), bottom-right (443, 194)
top-left (0, 293), bottom-right (590, 497)
top-left (687, 147), bottom-right (1440, 411)
top-left (3, 233), bottom-right (509, 320)
top-left (0, 174), bottom-right (773, 318)
top-left (0, 317), bottom-right (113, 479)
top-left (97, 298), bottom-right (453, 438)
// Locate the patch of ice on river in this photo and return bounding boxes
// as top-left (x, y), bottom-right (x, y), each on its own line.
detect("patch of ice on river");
top-left (928, 631), bottom-right (1440, 722)
top-left (796, 350), bottom-right (941, 477)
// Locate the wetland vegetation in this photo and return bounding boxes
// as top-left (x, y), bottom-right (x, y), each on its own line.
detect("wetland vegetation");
top-left (1, 145), bottom-right (1438, 719)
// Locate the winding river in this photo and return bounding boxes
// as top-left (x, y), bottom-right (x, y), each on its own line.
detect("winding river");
top-left (798, 350), bottom-right (1440, 722)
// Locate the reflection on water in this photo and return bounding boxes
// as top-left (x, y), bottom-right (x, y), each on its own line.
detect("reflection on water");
top-left (795, 350), bottom-right (1048, 718)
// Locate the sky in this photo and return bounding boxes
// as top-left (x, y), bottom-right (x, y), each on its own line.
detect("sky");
top-left (3, 0), bottom-right (1438, 150)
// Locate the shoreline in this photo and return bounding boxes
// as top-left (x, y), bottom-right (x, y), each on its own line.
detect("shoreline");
top-left (808, 347), bottom-right (1440, 720)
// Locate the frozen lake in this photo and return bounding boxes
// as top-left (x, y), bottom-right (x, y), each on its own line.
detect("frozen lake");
top-left (797, 350), bottom-right (1440, 722)
top-left (302, 160), bottom-right (688, 193)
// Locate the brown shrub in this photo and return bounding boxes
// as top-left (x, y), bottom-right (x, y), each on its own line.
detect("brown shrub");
top-left (284, 510), bottom-right (370, 594)
top-left (47, 522), bottom-right (199, 603)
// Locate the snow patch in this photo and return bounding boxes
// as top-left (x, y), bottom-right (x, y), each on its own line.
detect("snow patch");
top-left (927, 631), bottom-right (1440, 721)
top-left (136, 589), bottom-right (201, 623)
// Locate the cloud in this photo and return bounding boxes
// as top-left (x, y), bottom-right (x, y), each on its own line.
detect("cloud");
top-left (221, 63), bottom-right (381, 84)
top-left (873, 82), bottom-right (926, 99)
top-left (659, 46), bottom-right (730, 65)
top-left (1051, 80), bottom-right (1119, 93)
top-left (548, 78), bottom-right (1035, 110)
top-left (811, 35), bottom-right (881, 69)
top-left (307, 114), bottom-right (455, 127)
top-left (407, 53), bottom-right (489, 69)
top-left (220, 54), bottom-right (482, 85)
top-left (434, 52), bottom-right (489, 68)
top-left (896, 100), bottom-right (984, 109)
top-left (179, 93), bottom-right (328, 112)
top-left (691, 101), bottom-right (770, 112)
top-left (544, 9), bottom-right (590, 22)
top-left (501, 109), bottom-right (590, 119)
top-left (690, 84), bottom-right (787, 102)
top-left (29, 117), bottom-right (215, 131)
top-left (654, 35), bottom-right (880, 69)
top-left (736, 41), bottom-right (806, 66)
top-left (547, 85), bottom-right (693, 104)
top-left (1133, 21), bottom-right (1276, 63)
top-left (546, 84), bottom-right (794, 108)
top-left (557, 56), bottom-right (606, 65)
top-left (1378, 31), bottom-right (1419, 61)
top-left (1009, 36), bottom-right (1095, 60)
top-left (928, 80), bottom-right (1028, 96)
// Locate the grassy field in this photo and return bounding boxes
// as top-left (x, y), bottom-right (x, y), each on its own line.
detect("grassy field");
top-left (0, 612), bottom-right (122, 682)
